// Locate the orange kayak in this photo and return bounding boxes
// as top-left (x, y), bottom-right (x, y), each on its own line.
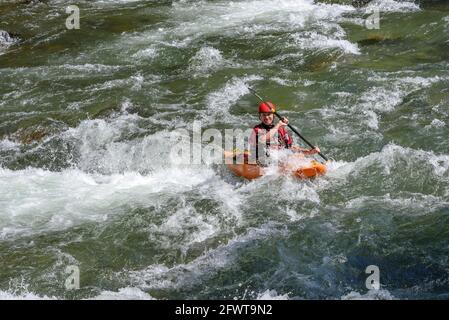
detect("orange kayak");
top-left (224, 151), bottom-right (327, 180)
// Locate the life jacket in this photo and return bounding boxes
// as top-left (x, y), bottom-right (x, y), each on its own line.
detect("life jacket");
top-left (252, 123), bottom-right (293, 149)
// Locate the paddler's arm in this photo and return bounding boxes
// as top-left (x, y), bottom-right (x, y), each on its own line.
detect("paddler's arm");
top-left (292, 145), bottom-right (321, 155)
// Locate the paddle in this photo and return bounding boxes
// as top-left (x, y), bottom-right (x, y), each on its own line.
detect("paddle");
top-left (248, 87), bottom-right (329, 162)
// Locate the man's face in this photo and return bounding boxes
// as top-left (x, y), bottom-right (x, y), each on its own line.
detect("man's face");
top-left (260, 112), bottom-right (274, 125)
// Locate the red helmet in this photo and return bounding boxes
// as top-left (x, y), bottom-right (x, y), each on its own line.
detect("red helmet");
top-left (259, 101), bottom-right (275, 113)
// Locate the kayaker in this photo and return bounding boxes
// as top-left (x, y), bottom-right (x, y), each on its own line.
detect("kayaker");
top-left (249, 101), bottom-right (320, 161)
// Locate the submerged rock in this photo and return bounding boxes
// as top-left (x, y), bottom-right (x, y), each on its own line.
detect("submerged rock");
top-left (356, 34), bottom-right (403, 47)
top-left (10, 127), bottom-right (49, 145)
top-left (305, 51), bottom-right (342, 72)
top-left (357, 34), bottom-right (386, 46)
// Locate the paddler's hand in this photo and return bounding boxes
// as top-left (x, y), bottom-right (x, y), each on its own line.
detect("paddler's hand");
top-left (276, 117), bottom-right (289, 128)
top-left (309, 147), bottom-right (320, 154)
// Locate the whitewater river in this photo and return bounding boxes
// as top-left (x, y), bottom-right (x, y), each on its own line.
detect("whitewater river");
top-left (0, 0), bottom-right (448, 299)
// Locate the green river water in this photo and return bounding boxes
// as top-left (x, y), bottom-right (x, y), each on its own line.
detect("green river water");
top-left (0, 0), bottom-right (448, 299)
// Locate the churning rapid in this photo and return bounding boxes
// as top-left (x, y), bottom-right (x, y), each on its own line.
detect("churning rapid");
top-left (0, 0), bottom-right (448, 300)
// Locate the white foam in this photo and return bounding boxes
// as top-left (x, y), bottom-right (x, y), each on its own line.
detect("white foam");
top-left (256, 289), bottom-right (290, 300)
top-left (111, 0), bottom-right (359, 66)
top-left (281, 180), bottom-right (321, 204)
top-left (355, 75), bottom-right (446, 130)
top-left (341, 289), bottom-right (395, 300)
top-left (140, 175), bottom-right (243, 255)
top-left (62, 114), bottom-right (170, 173)
top-left (204, 178), bottom-right (244, 220)
top-left (345, 193), bottom-right (448, 216)
top-left (274, 154), bottom-right (323, 205)
top-left (428, 119), bottom-right (445, 128)
top-left (428, 153), bottom-right (449, 177)
top-left (0, 64), bottom-right (124, 104)
top-left (366, 0), bottom-right (420, 13)
top-left (148, 204), bottom-right (220, 252)
top-left (285, 207), bottom-right (308, 221)
top-left (360, 86), bottom-right (404, 113)
top-left (170, 0), bottom-right (324, 39)
top-left (205, 75), bottom-right (261, 121)
top-left (0, 138), bottom-right (20, 151)
top-left (131, 48), bottom-right (158, 60)
top-left (0, 289), bottom-right (57, 300)
top-left (90, 287), bottom-right (155, 300)
top-left (328, 144), bottom-right (449, 183)
top-left (271, 77), bottom-right (290, 86)
top-left (364, 110), bottom-right (379, 130)
top-left (188, 46), bottom-right (236, 77)
top-left (444, 15), bottom-right (449, 24)
top-left (126, 223), bottom-right (288, 291)
top-left (322, 118), bottom-right (364, 144)
top-left (92, 0), bottom-right (143, 5)
top-left (293, 31), bottom-right (360, 55)
top-left (59, 64), bottom-right (122, 73)
top-left (0, 166), bottom-right (216, 240)
top-left (86, 73), bottom-right (144, 92)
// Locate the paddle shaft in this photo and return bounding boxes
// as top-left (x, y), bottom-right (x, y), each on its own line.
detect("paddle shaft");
top-left (248, 87), bottom-right (328, 162)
